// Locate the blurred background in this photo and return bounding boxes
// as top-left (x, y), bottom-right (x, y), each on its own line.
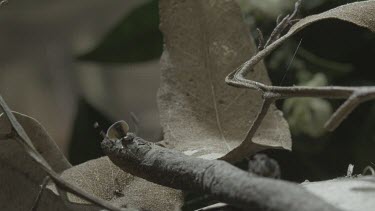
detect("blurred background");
top-left (0, 0), bottom-right (374, 182)
top-left (0, 0), bottom-right (161, 163)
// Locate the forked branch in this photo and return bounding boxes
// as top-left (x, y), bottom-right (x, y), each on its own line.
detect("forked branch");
top-left (225, 0), bottom-right (375, 141)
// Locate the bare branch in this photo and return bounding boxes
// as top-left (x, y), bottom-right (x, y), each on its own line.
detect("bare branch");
top-left (102, 128), bottom-right (341, 211)
top-left (325, 89), bottom-right (375, 131)
top-left (289, 0), bottom-right (303, 21)
top-left (276, 14), bottom-right (283, 25)
top-left (264, 0), bottom-right (302, 47)
top-left (225, 0), bottom-right (375, 135)
top-left (221, 95), bottom-right (276, 162)
top-left (245, 94), bottom-right (276, 142)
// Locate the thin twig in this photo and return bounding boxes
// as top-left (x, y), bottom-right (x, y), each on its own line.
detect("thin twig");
top-left (264, 0), bottom-right (302, 47)
top-left (0, 95), bottom-right (126, 211)
top-left (325, 90), bottom-right (375, 131)
top-left (264, 14), bottom-right (290, 47)
top-left (31, 176), bottom-right (51, 211)
top-left (245, 96), bottom-right (275, 142)
top-left (276, 14), bottom-right (283, 25)
top-left (221, 95), bottom-right (276, 162)
top-left (225, 0), bottom-right (375, 134)
top-left (279, 38), bottom-right (303, 85)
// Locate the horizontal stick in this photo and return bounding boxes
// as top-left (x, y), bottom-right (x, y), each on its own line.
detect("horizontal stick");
top-left (102, 132), bottom-right (341, 211)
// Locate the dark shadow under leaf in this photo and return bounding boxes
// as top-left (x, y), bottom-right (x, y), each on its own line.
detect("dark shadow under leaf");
top-left (68, 97), bottom-right (113, 165)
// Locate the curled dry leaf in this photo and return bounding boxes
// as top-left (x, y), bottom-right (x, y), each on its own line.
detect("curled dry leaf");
top-left (0, 112), bottom-right (73, 210)
top-left (157, 0), bottom-right (291, 161)
top-left (287, 0), bottom-right (375, 36)
top-left (303, 176), bottom-right (375, 211)
top-left (59, 156), bottom-right (183, 211)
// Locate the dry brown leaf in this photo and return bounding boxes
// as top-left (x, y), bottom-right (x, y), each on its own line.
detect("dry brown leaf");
top-left (0, 111), bottom-right (169, 210)
top-left (288, 0), bottom-right (375, 36)
top-left (59, 156), bottom-right (183, 211)
top-left (157, 0), bottom-right (291, 161)
top-left (0, 112), bottom-right (72, 210)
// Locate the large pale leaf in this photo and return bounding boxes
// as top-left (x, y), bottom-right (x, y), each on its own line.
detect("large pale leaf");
top-left (191, 176), bottom-right (375, 211)
top-left (157, 0), bottom-right (291, 161)
top-left (60, 156), bottom-right (183, 210)
top-left (303, 176), bottom-right (375, 211)
top-left (0, 112), bottom-right (73, 210)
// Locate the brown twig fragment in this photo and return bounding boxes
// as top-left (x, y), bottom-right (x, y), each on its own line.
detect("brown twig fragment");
top-left (264, 0), bottom-right (302, 47)
top-left (102, 125), bottom-right (341, 211)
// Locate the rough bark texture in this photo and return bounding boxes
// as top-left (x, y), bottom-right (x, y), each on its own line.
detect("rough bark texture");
top-left (102, 133), bottom-right (341, 211)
